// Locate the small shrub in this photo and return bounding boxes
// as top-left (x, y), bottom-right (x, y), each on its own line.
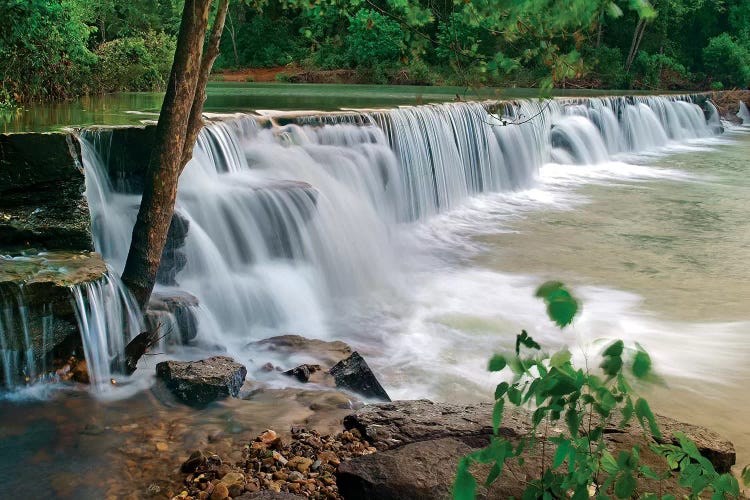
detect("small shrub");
top-left (710, 81), bottom-right (724, 91)
top-left (454, 282), bottom-right (744, 499)
top-left (275, 72), bottom-right (289, 82)
top-left (94, 31), bottom-right (176, 93)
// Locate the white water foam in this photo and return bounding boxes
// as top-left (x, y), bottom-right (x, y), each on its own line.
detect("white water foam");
top-left (68, 94), bottom-right (727, 399)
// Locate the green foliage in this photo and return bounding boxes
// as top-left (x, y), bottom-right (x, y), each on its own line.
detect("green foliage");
top-left (703, 34), bottom-right (750, 89)
top-left (345, 9), bottom-right (404, 68)
top-left (94, 31), bottom-right (176, 93)
top-left (633, 51), bottom-right (691, 89)
top-left (0, 0), bottom-right (95, 102)
top-left (454, 282), bottom-right (744, 499)
top-left (217, 15), bottom-right (304, 69)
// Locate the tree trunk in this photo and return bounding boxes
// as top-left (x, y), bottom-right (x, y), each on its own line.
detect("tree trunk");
top-left (121, 0), bottom-right (228, 310)
top-left (625, 18), bottom-right (648, 74)
top-left (228, 11), bottom-right (240, 67)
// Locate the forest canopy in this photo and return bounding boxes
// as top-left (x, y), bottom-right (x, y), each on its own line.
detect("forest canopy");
top-left (1, 0), bottom-right (749, 105)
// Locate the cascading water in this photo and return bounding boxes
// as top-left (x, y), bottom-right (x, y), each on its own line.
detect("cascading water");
top-left (70, 272), bottom-right (142, 392)
top-left (75, 94), bottom-right (718, 380)
top-left (739, 101), bottom-right (750, 125)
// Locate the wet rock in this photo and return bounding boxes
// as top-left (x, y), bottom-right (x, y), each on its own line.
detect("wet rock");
top-left (283, 364), bottom-right (321, 383)
top-left (234, 492), bottom-right (300, 499)
top-left (156, 356), bottom-right (248, 407)
top-left (0, 251), bottom-right (107, 386)
top-left (147, 290), bottom-right (199, 345)
top-left (0, 131), bottom-right (92, 251)
top-left (343, 400), bottom-right (735, 472)
top-left (248, 335), bottom-right (352, 368)
top-left (337, 438), bottom-right (473, 500)
top-left (210, 482), bottom-right (229, 500)
top-left (181, 450), bottom-right (207, 473)
top-left (156, 211), bottom-right (190, 287)
top-left (71, 359), bottom-right (89, 384)
top-left (329, 352), bottom-right (390, 401)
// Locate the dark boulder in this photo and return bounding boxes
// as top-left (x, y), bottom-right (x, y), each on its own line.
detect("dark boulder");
top-left (283, 363), bottom-right (322, 383)
top-left (155, 356), bottom-right (247, 407)
top-left (329, 352), bottom-right (390, 402)
top-left (337, 438), bottom-right (474, 500)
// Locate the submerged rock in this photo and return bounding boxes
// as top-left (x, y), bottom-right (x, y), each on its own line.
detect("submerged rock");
top-left (155, 356), bottom-right (247, 407)
top-left (249, 335), bottom-right (353, 368)
top-left (283, 364), bottom-right (322, 383)
top-left (329, 352), bottom-right (390, 402)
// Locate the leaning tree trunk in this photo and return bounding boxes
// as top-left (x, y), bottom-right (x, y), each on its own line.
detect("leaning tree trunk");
top-left (625, 18), bottom-right (648, 74)
top-left (121, 0), bottom-right (229, 310)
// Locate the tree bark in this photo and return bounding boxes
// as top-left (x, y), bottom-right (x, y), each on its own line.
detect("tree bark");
top-left (121, 0), bottom-right (227, 310)
top-left (182, 0), bottom-right (229, 168)
top-left (625, 18), bottom-right (648, 74)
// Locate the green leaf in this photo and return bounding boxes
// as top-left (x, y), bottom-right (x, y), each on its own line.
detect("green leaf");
top-left (639, 464), bottom-right (661, 480)
top-left (635, 398), bottom-right (661, 439)
top-left (547, 290), bottom-right (579, 328)
top-left (494, 382), bottom-right (510, 401)
top-left (603, 340), bottom-right (624, 357)
top-left (515, 330), bottom-right (541, 354)
top-left (614, 472), bottom-right (635, 498)
top-left (606, 2), bottom-right (624, 18)
top-left (674, 432), bottom-right (701, 460)
top-left (488, 354), bottom-right (507, 372)
top-left (453, 457), bottom-right (477, 500)
top-left (535, 281), bottom-right (564, 298)
top-left (632, 350), bottom-right (651, 379)
top-left (493, 399), bottom-right (505, 434)
top-left (484, 462), bottom-right (502, 487)
top-left (553, 439), bottom-right (571, 468)
top-left (601, 450), bottom-right (618, 474)
top-left (742, 465), bottom-right (750, 486)
top-left (550, 349), bottom-right (572, 368)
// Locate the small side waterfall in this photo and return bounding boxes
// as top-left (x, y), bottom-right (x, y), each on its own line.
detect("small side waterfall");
top-left (739, 101), bottom-right (750, 125)
top-left (70, 94), bottom-right (719, 382)
top-left (70, 271), bottom-right (142, 392)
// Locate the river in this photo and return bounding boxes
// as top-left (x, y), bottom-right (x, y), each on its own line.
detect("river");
top-left (1, 85), bottom-right (748, 497)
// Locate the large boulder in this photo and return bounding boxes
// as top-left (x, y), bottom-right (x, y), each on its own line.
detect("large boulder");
top-left (155, 356), bottom-right (247, 407)
top-left (337, 400), bottom-right (736, 500)
top-left (329, 352), bottom-right (390, 402)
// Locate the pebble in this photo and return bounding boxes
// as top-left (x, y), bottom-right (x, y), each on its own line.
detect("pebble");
top-left (209, 483), bottom-right (228, 500)
top-left (177, 427), bottom-right (375, 499)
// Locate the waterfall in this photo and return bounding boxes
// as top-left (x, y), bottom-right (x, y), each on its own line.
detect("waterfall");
top-left (72, 94), bottom-right (717, 376)
top-left (739, 101), bottom-right (750, 125)
top-left (70, 271), bottom-right (142, 392)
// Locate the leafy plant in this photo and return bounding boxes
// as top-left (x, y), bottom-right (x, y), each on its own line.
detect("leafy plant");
top-left (454, 282), bottom-right (742, 499)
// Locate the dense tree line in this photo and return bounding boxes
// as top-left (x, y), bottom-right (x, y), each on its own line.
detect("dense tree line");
top-left (1, 0), bottom-right (748, 105)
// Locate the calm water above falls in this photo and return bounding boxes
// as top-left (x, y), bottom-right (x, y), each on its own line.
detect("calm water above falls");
top-left (3, 94), bottom-right (750, 497)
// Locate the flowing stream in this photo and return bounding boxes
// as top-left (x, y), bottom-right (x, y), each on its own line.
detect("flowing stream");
top-left (5, 93), bottom-right (750, 497)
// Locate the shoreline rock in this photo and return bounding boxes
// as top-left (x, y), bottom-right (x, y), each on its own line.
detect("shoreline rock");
top-left (156, 356), bottom-right (248, 407)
